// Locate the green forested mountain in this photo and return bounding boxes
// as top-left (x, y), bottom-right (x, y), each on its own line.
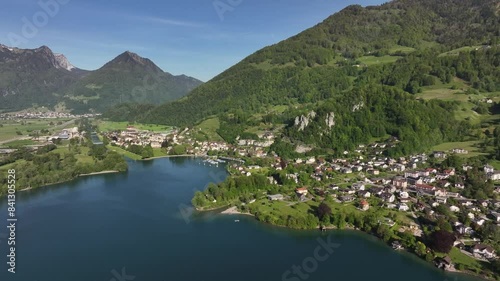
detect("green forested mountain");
top-left (0, 46), bottom-right (202, 113)
top-left (63, 51), bottom-right (202, 113)
top-left (128, 0), bottom-right (499, 156)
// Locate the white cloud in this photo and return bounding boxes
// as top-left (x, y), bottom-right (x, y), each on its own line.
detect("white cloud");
top-left (133, 16), bottom-right (202, 28)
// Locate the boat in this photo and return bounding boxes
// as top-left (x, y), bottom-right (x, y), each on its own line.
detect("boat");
top-left (234, 220), bottom-right (240, 223)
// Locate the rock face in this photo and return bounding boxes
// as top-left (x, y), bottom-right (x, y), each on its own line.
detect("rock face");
top-left (325, 112), bottom-right (335, 128)
top-left (294, 110), bottom-right (317, 131)
top-left (352, 102), bottom-right (364, 112)
top-left (54, 53), bottom-right (75, 71)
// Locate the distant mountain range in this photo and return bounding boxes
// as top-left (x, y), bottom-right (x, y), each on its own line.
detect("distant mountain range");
top-left (0, 44), bottom-right (202, 113)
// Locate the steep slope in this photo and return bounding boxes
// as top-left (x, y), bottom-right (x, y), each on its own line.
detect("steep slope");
top-left (62, 51), bottom-right (202, 113)
top-left (142, 0), bottom-right (499, 127)
top-left (0, 45), bottom-right (86, 111)
top-left (0, 46), bottom-right (202, 113)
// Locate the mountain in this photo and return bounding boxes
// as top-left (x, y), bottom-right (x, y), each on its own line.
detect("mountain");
top-left (0, 45), bottom-right (86, 111)
top-left (134, 0), bottom-right (499, 156)
top-left (0, 45), bottom-right (202, 113)
top-left (62, 51), bottom-right (202, 113)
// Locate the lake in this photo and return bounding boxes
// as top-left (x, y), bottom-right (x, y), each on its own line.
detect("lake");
top-left (0, 157), bottom-right (484, 281)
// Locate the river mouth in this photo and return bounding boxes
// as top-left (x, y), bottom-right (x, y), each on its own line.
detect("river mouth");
top-left (0, 158), bottom-right (484, 281)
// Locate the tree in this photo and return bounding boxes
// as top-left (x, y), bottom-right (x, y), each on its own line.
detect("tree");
top-left (415, 241), bottom-right (427, 257)
top-left (317, 202), bottom-right (332, 221)
top-left (429, 230), bottom-right (455, 253)
top-left (141, 144), bottom-right (154, 159)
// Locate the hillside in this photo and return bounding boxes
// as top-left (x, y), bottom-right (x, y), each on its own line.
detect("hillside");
top-left (0, 46), bottom-right (202, 113)
top-left (0, 45), bottom-right (86, 112)
top-left (129, 0), bottom-right (499, 156)
top-left (62, 51), bottom-right (202, 113)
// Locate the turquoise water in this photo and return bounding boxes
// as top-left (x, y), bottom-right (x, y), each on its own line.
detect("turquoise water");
top-left (0, 157), bottom-right (484, 281)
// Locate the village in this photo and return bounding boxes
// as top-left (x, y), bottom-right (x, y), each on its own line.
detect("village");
top-left (1, 119), bottom-right (499, 271)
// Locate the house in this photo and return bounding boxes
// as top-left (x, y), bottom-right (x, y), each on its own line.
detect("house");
top-left (488, 171), bottom-right (500, 181)
top-left (295, 187), bottom-right (309, 195)
top-left (471, 244), bottom-right (496, 259)
top-left (268, 194), bottom-right (284, 201)
top-left (380, 193), bottom-right (395, 203)
top-left (475, 218), bottom-right (486, 226)
top-left (351, 182), bottom-right (365, 191)
top-left (405, 171), bottom-right (420, 178)
top-left (415, 184), bottom-right (435, 193)
top-left (329, 184), bottom-right (339, 191)
top-left (435, 256), bottom-right (453, 270)
top-left (450, 206), bottom-right (460, 212)
top-left (443, 169), bottom-right (455, 176)
top-left (392, 241), bottom-right (404, 250)
top-left (399, 191), bottom-right (410, 199)
top-left (298, 194), bottom-right (308, 202)
top-left (358, 190), bottom-right (371, 198)
top-left (455, 183), bottom-right (465, 189)
top-left (456, 224), bottom-right (474, 235)
top-left (433, 151), bottom-right (447, 159)
top-left (484, 165), bottom-right (495, 174)
top-left (489, 211), bottom-right (500, 222)
top-left (398, 203), bottom-right (410, 212)
top-left (340, 168), bottom-right (352, 174)
top-left (452, 148), bottom-right (468, 154)
top-left (360, 200), bottom-right (370, 211)
top-left (393, 177), bottom-right (408, 189)
top-left (370, 187), bottom-right (384, 196)
top-left (436, 197), bottom-right (447, 204)
top-left (340, 195), bottom-right (354, 203)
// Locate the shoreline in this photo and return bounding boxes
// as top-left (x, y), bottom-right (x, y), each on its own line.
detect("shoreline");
top-left (197, 205), bottom-right (495, 281)
top-left (220, 206), bottom-right (255, 217)
top-left (138, 154), bottom-right (202, 161)
top-left (79, 170), bottom-right (120, 177)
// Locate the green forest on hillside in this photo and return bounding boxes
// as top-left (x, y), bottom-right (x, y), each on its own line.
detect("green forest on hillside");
top-left (104, 0), bottom-right (500, 157)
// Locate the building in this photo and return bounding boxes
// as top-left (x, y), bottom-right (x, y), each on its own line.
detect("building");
top-left (472, 244), bottom-right (496, 259)
top-left (295, 187), bottom-right (309, 195)
top-left (268, 194), bottom-right (284, 201)
top-left (360, 200), bottom-right (370, 211)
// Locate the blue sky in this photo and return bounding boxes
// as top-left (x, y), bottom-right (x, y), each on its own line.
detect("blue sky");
top-left (0, 0), bottom-right (385, 81)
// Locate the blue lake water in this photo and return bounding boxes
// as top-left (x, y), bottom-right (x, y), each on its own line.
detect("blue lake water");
top-left (0, 157), bottom-right (484, 281)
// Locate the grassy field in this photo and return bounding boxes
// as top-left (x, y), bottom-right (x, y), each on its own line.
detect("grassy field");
top-left (0, 139), bottom-right (37, 147)
top-left (106, 145), bottom-right (142, 160)
top-left (388, 46), bottom-right (416, 54)
top-left (447, 247), bottom-right (483, 272)
top-left (153, 148), bottom-right (168, 157)
top-left (0, 118), bottom-right (73, 142)
top-left (358, 55), bottom-right (401, 66)
top-left (193, 117), bottom-right (223, 141)
top-left (97, 121), bottom-right (172, 133)
top-left (439, 46), bottom-right (482, 57)
top-left (431, 141), bottom-right (486, 158)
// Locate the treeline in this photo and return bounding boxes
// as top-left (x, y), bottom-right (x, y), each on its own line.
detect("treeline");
top-left (192, 174), bottom-right (277, 208)
top-left (0, 142), bottom-right (128, 196)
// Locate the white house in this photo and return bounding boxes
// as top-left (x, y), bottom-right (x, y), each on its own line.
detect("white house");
top-left (472, 244), bottom-right (496, 259)
top-left (398, 203), bottom-right (409, 212)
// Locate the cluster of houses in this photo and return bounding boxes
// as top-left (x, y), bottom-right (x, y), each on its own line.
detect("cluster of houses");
top-left (254, 149), bottom-right (499, 262)
top-left (105, 126), bottom-right (173, 149)
top-left (0, 111), bottom-right (99, 120)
